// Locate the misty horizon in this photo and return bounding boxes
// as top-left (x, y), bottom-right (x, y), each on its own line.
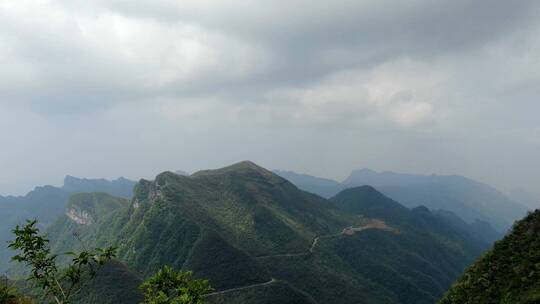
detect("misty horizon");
top-left (2, 161), bottom-right (537, 200)
top-left (1, 3), bottom-right (539, 303)
top-left (1, 1), bottom-right (539, 199)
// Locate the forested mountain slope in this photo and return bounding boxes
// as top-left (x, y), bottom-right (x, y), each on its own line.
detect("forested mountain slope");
top-left (44, 162), bottom-right (485, 304)
top-left (439, 209), bottom-right (540, 304)
top-left (0, 176), bottom-right (136, 273)
top-left (276, 169), bottom-right (524, 236)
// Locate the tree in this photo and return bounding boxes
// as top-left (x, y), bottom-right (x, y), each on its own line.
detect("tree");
top-left (8, 220), bottom-right (116, 304)
top-left (140, 266), bottom-right (213, 304)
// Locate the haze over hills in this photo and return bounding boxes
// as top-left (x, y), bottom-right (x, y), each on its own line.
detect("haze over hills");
top-left (275, 169), bottom-right (528, 233)
top-left (0, 175), bottom-right (137, 273)
top-left (39, 161), bottom-right (487, 304)
top-left (2, 1), bottom-right (539, 303)
top-left (509, 188), bottom-right (540, 211)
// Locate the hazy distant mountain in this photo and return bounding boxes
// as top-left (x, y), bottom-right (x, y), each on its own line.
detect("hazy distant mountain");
top-left (0, 176), bottom-right (136, 273)
top-left (439, 210), bottom-right (540, 304)
top-left (433, 210), bottom-right (502, 246)
top-left (44, 161), bottom-right (484, 304)
top-left (276, 169), bottom-right (528, 233)
top-left (509, 187), bottom-right (540, 210)
top-left (62, 175), bottom-right (136, 198)
top-left (344, 169), bottom-right (527, 231)
top-left (273, 170), bottom-right (342, 198)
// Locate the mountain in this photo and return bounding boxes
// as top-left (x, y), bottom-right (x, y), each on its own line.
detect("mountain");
top-left (0, 176), bottom-right (136, 273)
top-left (433, 210), bottom-right (502, 246)
top-left (272, 170), bottom-right (342, 199)
top-left (10, 259), bottom-right (144, 304)
top-left (276, 169), bottom-right (527, 233)
top-left (439, 209), bottom-right (540, 304)
top-left (72, 260), bottom-right (144, 304)
top-left (206, 280), bottom-right (318, 304)
top-left (62, 176), bottom-right (136, 199)
top-left (43, 161), bottom-right (484, 304)
top-left (343, 169), bottom-right (527, 232)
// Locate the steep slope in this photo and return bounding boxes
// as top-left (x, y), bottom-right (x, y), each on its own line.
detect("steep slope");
top-left (10, 260), bottom-right (143, 304)
top-left (433, 210), bottom-right (502, 246)
top-left (72, 260), bottom-right (143, 304)
top-left (44, 162), bottom-right (484, 304)
top-left (47, 162), bottom-right (358, 293)
top-left (439, 210), bottom-right (540, 304)
top-left (324, 186), bottom-right (484, 303)
top-left (46, 192), bottom-right (130, 258)
top-left (0, 176), bottom-right (136, 273)
top-left (206, 280), bottom-right (318, 304)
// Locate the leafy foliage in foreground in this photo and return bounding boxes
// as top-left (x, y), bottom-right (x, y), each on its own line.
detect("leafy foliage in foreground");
top-left (8, 220), bottom-right (115, 304)
top-left (0, 176), bottom-right (136, 273)
top-left (140, 265), bottom-right (212, 304)
top-left (439, 210), bottom-right (540, 304)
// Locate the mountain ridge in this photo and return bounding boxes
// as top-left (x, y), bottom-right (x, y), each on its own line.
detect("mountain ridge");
top-left (42, 161), bottom-right (484, 304)
top-left (275, 168), bottom-right (526, 234)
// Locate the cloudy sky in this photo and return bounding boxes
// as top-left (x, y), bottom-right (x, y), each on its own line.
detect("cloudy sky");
top-left (1, 0), bottom-right (539, 196)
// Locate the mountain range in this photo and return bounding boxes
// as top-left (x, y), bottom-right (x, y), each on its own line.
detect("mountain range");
top-left (36, 161), bottom-right (488, 304)
top-left (275, 169), bottom-right (530, 233)
top-left (0, 175), bottom-right (137, 273)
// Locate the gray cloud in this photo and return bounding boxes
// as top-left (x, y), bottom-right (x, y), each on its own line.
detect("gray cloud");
top-left (0, 0), bottom-right (539, 197)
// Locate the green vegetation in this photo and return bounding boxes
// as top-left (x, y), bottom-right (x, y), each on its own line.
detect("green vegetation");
top-left (140, 265), bottom-right (212, 304)
top-left (8, 220), bottom-right (116, 304)
top-left (70, 260), bottom-right (143, 304)
top-left (278, 168), bottom-right (526, 235)
top-left (206, 280), bottom-right (317, 304)
top-left (439, 210), bottom-right (540, 304)
top-left (0, 177), bottom-right (135, 273)
top-left (37, 161), bottom-right (486, 303)
top-left (0, 278), bottom-right (28, 304)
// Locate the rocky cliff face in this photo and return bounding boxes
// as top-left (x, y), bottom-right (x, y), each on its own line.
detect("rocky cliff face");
top-left (66, 208), bottom-right (93, 225)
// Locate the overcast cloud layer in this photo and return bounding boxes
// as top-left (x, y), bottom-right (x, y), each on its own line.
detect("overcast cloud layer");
top-left (1, 0), bottom-right (539, 196)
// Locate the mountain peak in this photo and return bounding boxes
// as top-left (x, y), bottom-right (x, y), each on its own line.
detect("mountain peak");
top-left (192, 160), bottom-right (273, 178)
top-left (226, 160), bottom-right (265, 171)
top-left (352, 168), bottom-right (378, 175)
top-left (332, 186), bottom-right (410, 224)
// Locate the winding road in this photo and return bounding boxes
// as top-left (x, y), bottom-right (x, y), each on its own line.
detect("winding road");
top-left (206, 221), bottom-right (396, 296)
top-left (206, 278), bottom-right (277, 296)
